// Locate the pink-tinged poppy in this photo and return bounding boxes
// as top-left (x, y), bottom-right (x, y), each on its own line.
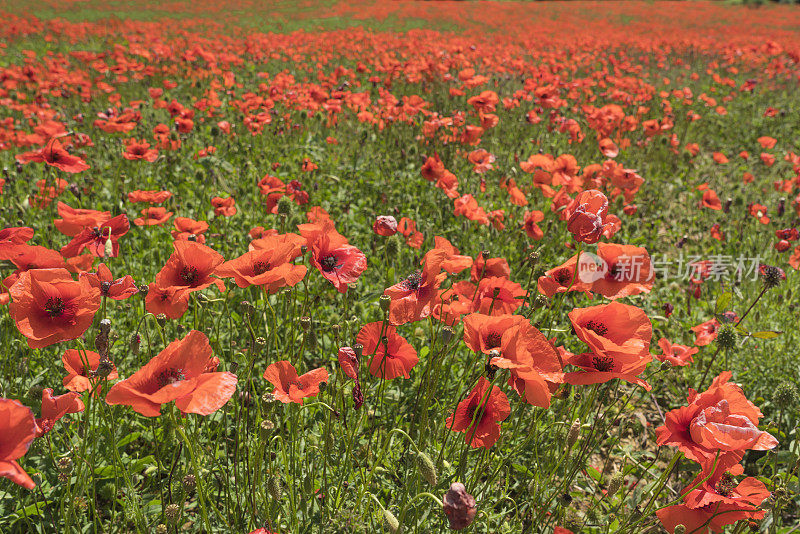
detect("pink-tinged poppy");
top-left (106, 330), bottom-right (237, 417)
top-left (372, 216), bottom-right (398, 237)
top-left (566, 190), bottom-right (609, 244)
top-left (263, 361), bottom-right (328, 404)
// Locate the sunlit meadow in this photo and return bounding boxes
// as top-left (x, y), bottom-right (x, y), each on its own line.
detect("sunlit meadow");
top-left (0, 1), bottom-right (799, 532)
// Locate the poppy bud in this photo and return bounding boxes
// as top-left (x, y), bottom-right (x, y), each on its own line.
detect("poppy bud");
top-left (156, 314), bottom-right (167, 328)
top-left (164, 504), bottom-right (180, 523)
top-left (441, 326), bottom-right (455, 344)
top-left (277, 196), bottom-right (293, 215)
top-left (129, 333), bottom-right (141, 355)
top-left (775, 239), bottom-right (790, 252)
top-left (385, 236), bottom-right (400, 257)
top-left (373, 215), bottom-right (398, 237)
top-left (104, 237), bottom-right (114, 258)
top-left (416, 451), bottom-right (438, 486)
top-left (778, 197), bottom-right (786, 217)
top-left (268, 475), bottom-right (282, 501)
top-left (442, 482), bottom-right (476, 530)
top-left (382, 508), bottom-right (400, 533)
top-left (181, 475), bottom-right (197, 493)
top-left (606, 472), bottom-right (623, 498)
top-left (379, 295), bottom-right (391, 313)
top-left (567, 419), bottom-right (581, 448)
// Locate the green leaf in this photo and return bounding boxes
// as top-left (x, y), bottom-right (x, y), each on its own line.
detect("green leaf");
top-left (715, 292), bottom-right (732, 314)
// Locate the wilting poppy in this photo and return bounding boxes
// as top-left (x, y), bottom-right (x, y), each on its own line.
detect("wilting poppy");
top-left (0, 399), bottom-right (37, 489)
top-left (106, 330), bottom-right (237, 416)
top-left (263, 361), bottom-right (328, 404)
top-left (566, 190), bottom-right (609, 244)
top-left (446, 377), bottom-right (510, 449)
top-left (357, 321), bottom-right (419, 379)
top-left (656, 371), bottom-right (778, 468)
top-left (372, 216), bottom-right (398, 236)
top-left (54, 203), bottom-right (111, 237)
top-left (9, 268), bottom-right (101, 348)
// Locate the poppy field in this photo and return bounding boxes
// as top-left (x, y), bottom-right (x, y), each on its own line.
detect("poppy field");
top-left (1, 0), bottom-right (800, 532)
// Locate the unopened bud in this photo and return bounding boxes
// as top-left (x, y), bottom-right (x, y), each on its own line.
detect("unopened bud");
top-left (382, 508), bottom-right (400, 533)
top-left (416, 451), bottom-right (438, 486)
top-left (268, 475), bottom-right (282, 501)
top-left (607, 472), bottom-right (623, 498)
top-left (567, 419), bottom-right (581, 448)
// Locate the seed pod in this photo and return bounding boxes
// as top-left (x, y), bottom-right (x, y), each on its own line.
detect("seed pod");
top-left (674, 525), bottom-right (686, 534)
top-left (181, 474), bottom-right (196, 492)
top-left (164, 503), bottom-right (180, 523)
top-left (379, 294), bottom-right (391, 313)
top-left (416, 451), bottom-right (438, 486)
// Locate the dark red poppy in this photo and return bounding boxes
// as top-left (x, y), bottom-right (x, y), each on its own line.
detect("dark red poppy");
top-left (446, 377), bottom-right (510, 449)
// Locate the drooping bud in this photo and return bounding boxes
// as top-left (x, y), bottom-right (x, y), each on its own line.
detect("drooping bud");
top-left (567, 419), bottom-right (581, 448)
top-left (382, 508), bottom-right (400, 533)
top-left (416, 451), bottom-right (438, 486)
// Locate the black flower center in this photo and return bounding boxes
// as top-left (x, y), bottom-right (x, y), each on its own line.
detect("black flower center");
top-left (253, 261), bottom-right (271, 275)
top-left (404, 270), bottom-right (423, 291)
top-left (554, 268), bottom-right (572, 286)
top-left (44, 297), bottom-right (66, 317)
top-left (592, 354), bottom-right (614, 372)
top-left (180, 266), bottom-right (199, 285)
top-left (320, 255), bottom-right (338, 272)
top-left (585, 320), bottom-right (608, 336)
top-left (715, 474), bottom-right (736, 497)
top-left (485, 332), bottom-right (502, 349)
top-left (157, 368), bottom-right (186, 388)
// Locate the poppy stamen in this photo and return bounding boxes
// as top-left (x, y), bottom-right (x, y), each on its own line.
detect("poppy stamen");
top-left (592, 354), bottom-right (614, 372)
top-left (485, 332), bottom-right (502, 349)
top-left (252, 261), bottom-right (271, 275)
top-left (157, 368), bottom-right (186, 387)
top-left (44, 297), bottom-right (66, 317)
top-left (320, 255), bottom-right (338, 272)
top-left (585, 320), bottom-right (608, 336)
top-left (180, 266), bottom-right (199, 285)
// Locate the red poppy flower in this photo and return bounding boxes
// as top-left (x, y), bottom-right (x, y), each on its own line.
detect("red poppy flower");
top-left (657, 461), bottom-right (770, 534)
top-left (656, 371), bottom-right (778, 468)
top-left (54, 203), bottom-right (111, 237)
top-left (127, 190), bottom-right (172, 203)
top-left (0, 227), bottom-right (34, 260)
top-left (123, 139), bottom-right (158, 162)
top-left (16, 138), bottom-right (89, 173)
top-left (431, 237), bottom-right (473, 274)
top-left (60, 214), bottom-right (130, 258)
top-left (384, 251), bottom-right (447, 325)
top-left (656, 338), bottom-right (698, 367)
top-left (211, 196), bottom-right (236, 217)
top-left (566, 190), bottom-right (609, 244)
top-left (263, 361), bottom-right (328, 404)
top-left (523, 210), bottom-right (545, 240)
top-left (215, 241), bottom-right (307, 294)
top-left (372, 215), bottom-right (398, 236)
top-left (145, 283), bottom-right (190, 319)
top-left (62, 349), bottom-right (118, 393)
top-left (81, 263), bottom-right (138, 300)
top-left (310, 232), bottom-right (367, 293)
top-left (537, 255), bottom-right (593, 299)
top-left (462, 313), bottom-right (524, 354)
top-left (563, 349), bottom-right (651, 390)
top-left (0, 399), bottom-right (37, 489)
top-left (491, 322), bottom-right (564, 408)
top-left (748, 203), bottom-right (770, 224)
top-left (691, 318), bottom-right (721, 346)
top-left (470, 254), bottom-right (508, 283)
top-left (446, 377), bottom-right (510, 449)
top-left (357, 321), bottom-right (419, 379)
top-left (172, 217), bottom-right (209, 242)
top-left (154, 241), bottom-right (225, 299)
top-left (106, 330), bottom-right (237, 416)
top-left (133, 207), bottom-right (173, 227)
top-left (9, 268), bottom-right (101, 348)
top-left (568, 301), bottom-right (652, 361)
top-left (34, 388), bottom-right (84, 437)
top-left (470, 277), bottom-right (526, 316)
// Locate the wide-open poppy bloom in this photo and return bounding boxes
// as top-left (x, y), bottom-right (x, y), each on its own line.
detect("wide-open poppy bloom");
top-left (216, 239), bottom-right (307, 294)
top-left (172, 217), bottom-right (209, 242)
top-left (446, 377), bottom-right (510, 449)
top-left (656, 461), bottom-right (770, 534)
top-left (60, 214), bottom-right (130, 258)
top-left (122, 139), bottom-right (158, 162)
top-left (0, 399), bottom-right (38, 489)
top-left (263, 361), bottom-right (328, 404)
top-left (656, 338), bottom-right (698, 367)
top-left (462, 313), bottom-right (525, 354)
top-left (16, 138), bottom-right (89, 173)
top-left (9, 268), bottom-right (101, 348)
top-left (154, 241), bottom-right (225, 299)
top-left (566, 190), bottom-right (609, 244)
top-left (357, 321), bottom-right (419, 379)
top-left (145, 283), bottom-right (190, 319)
top-left (211, 196), bottom-right (237, 217)
top-left (656, 372), bottom-right (778, 469)
top-left (309, 232), bottom-right (367, 293)
top-left (34, 388), bottom-right (84, 437)
top-left (106, 330), bottom-right (237, 416)
top-left (537, 255), bottom-right (593, 299)
top-left (81, 263), bottom-right (138, 300)
top-left (691, 318), bottom-right (721, 346)
top-left (568, 301), bottom-right (652, 361)
top-left (590, 243), bottom-right (653, 299)
top-left (562, 349), bottom-right (652, 390)
top-left (62, 349), bottom-right (118, 393)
